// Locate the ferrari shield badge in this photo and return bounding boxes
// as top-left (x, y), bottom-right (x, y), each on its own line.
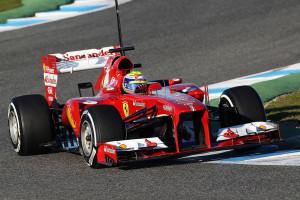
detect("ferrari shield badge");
top-left (122, 101), bottom-right (129, 117)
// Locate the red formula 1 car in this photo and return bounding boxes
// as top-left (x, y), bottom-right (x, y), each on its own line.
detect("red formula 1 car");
top-left (8, 1), bottom-right (280, 168)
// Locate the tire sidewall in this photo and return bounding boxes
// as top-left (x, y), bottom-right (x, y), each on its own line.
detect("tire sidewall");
top-left (219, 94), bottom-right (239, 127)
top-left (8, 103), bottom-right (22, 153)
top-left (8, 94), bottom-right (54, 155)
top-left (219, 86), bottom-right (266, 127)
top-left (79, 105), bottom-right (125, 167)
top-left (79, 110), bottom-right (98, 167)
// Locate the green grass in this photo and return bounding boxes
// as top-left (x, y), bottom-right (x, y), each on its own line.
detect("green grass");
top-left (0, 0), bottom-right (74, 23)
top-left (252, 73), bottom-right (300, 103)
top-left (265, 89), bottom-right (300, 140)
top-left (265, 89), bottom-right (300, 123)
top-left (0, 0), bottom-right (22, 12)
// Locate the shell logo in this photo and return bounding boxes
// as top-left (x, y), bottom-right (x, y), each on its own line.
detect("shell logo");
top-left (119, 144), bottom-right (127, 149)
top-left (259, 125), bottom-right (267, 130)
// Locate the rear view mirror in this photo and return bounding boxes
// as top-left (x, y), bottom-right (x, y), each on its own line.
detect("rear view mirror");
top-left (169, 78), bottom-right (182, 86)
top-left (148, 82), bottom-right (162, 94)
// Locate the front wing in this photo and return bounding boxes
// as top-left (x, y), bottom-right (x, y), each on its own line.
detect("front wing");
top-left (95, 121), bottom-right (280, 166)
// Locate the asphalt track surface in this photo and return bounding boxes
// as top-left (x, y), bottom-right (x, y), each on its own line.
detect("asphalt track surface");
top-left (0, 0), bottom-right (300, 199)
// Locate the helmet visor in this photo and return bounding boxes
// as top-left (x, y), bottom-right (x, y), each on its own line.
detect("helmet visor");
top-left (124, 79), bottom-right (147, 93)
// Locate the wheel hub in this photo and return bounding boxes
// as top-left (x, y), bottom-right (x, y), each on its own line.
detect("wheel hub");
top-left (81, 121), bottom-right (93, 157)
top-left (9, 111), bottom-right (19, 146)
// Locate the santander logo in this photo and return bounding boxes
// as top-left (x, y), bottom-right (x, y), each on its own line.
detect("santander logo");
top-left (61, 49), bottom-right (113, 61)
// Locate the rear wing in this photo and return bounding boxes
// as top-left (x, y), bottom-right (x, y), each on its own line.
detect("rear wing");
top-left (42, 46), bottom-right (119, 106)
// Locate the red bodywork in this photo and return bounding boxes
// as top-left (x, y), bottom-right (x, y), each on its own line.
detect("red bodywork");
top-left (41, 47), bottom-right (280, 166)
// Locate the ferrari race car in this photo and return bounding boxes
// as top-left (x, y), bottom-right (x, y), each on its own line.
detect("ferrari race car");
top-left (7, 45), bottom-right (281, 167)
top-left (7, 1), bottom-right (280, 168)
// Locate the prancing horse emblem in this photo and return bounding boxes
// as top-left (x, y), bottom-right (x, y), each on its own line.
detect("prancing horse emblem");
top-left (122, 101), bottom-right (129, 117)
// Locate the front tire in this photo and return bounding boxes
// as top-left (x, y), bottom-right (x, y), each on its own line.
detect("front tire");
top-left (219, 86), bottom-right (266, 127)
top-left (8, 94), bottom-right (54, 155)
top-left (79, 105), bottom-right (125, 167)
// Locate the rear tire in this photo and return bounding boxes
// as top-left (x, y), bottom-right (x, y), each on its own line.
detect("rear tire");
top-left (79, 105), bottom-right (125, 167)
top-left (219, 86), bottom-right (266, 128)
top-left (8, 94), bottom-right (54, 155)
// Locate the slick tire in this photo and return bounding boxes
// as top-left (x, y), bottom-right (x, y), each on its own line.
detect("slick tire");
top-left (8, 94), bottom-right (54, 155)
top-left (79, 105), bottom-right (125, 168)
top-left (219, 86), bottom-right (266, 128)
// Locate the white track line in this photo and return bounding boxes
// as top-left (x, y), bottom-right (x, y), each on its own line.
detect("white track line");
top-left (210, 150), bottom-right (300, 166)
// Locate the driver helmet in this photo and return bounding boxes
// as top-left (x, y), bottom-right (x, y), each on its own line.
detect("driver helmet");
top-left (123, 71), bottom-right (147, 94)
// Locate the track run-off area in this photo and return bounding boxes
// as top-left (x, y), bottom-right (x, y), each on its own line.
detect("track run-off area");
top-left (0, 0), bottom-right (300, 199)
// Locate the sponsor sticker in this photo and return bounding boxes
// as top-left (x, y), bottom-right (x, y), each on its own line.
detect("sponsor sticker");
top-left (133, 101), bottom-right (145, 107)
top-left (44, 73), bottom-right (57, 87)
top-left (259, 125), bottom-right (267, 130)
top-left (61, 49), bottom-right (114, 61)
top-left (122, 101), bottom-right (129, 117)
top-left (145, 139), bottom-right (157, 147)
top-left (47, 87), bottom-right (53, 95)
top-left (104, 146), bottom-right (116, 154)
top-left (163, 105), bottom-right (172, 112)
top-left (48, 96), bottom-right (54, 102)
top-left (223, 128), bottom-right (239, 139)
top-left (119, 144), bottom-right (127, 149)
top-left (43, 63), bottom-right (55, 74)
